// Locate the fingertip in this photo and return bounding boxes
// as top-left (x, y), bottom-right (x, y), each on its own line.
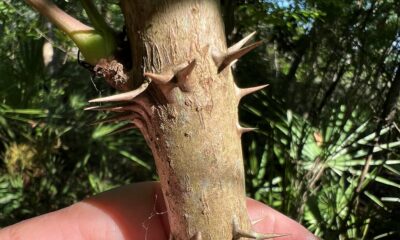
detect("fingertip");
top-left (83, 181), bottom-right (168, 239)
top-left (0, 182), bottom-right (168, 240)
top-left (0, 202), bottom-right (125, 240)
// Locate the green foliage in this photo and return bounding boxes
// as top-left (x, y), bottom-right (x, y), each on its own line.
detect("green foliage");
top-left (0, 0), bottom-right (153, 227)
top-left (234, 0), bottom-right (400, 239)
top-left (241, 96), bottom-right (400, 239)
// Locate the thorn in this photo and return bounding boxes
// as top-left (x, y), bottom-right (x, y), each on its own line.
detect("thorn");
top-left (229, 59), bottom-right (238, 68)
top-left (190, 232), bottom-right (202, 240)
top-left (84, 105), bottom-right (125, 112)
top-left (256, 233), bottom-right (291, 239)
top-left (84, 106), bottom-right (105, 111)
top-left (233, 215), bottom-right (289, 240)
top-left (89, 82), bottom-right (149, 103)
top-left (237, 123), bottom-right (257, 135)
top-left (237, 84), bottom-right (269, 99)
top-left (241, 127), bottom-right (257, 134)
top-left (215, 41), bottom-right (263, 72)
top-left (91, 114), bottom-right (133, 125)
top-left (224, 41), bottom-right (263, 69)
top-left (236, 231), bottom-right (290, 239)
top-left (144, 72), bottom-right (173, 85)
top-left (175, 59), bottom-right (197, 92)
top-left (107, 124), bottom-right (136, 136)
top-left (175, 59), bottom-right (196, 83)
top-left (144, 60), bottom-right (196, 92)
top-left (228, 31), bottom-right (257, 53)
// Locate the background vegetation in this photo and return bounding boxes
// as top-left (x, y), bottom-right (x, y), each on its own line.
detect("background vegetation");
top-left (1, 0), bottom-right (399, 239)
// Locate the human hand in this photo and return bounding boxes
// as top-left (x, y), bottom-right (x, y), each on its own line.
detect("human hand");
top-left (0, 182), bottom-right (317, 239)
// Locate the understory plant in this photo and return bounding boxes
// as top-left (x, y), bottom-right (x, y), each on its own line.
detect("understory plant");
top-left (0, 8), bottom-right (152, 225)
top-left (241, 93), bottom-right (400, 239)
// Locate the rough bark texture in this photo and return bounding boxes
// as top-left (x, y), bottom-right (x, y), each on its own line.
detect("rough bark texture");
top-left (96, 0), bottom-right (258, 239)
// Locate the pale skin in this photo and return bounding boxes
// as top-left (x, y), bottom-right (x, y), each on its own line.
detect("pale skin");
top-left (0, 182), bottom-right (317, 240)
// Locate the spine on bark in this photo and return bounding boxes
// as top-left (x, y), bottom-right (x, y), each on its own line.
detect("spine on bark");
top-left (26, 0), bottom-right (285, 239)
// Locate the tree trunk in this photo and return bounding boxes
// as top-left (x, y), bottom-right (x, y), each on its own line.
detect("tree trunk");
top-left (95, 0), bottom-right (265, 239)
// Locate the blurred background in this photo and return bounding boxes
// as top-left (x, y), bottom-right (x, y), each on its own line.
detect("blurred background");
top-left (0, 0), bottom-right (399, 239)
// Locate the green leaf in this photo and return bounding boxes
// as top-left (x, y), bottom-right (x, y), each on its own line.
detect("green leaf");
top-left (91, 124), bottom-right (121, 139)
top-left (3, 108), bottom-right (48, 115)
top-left (119, 150), bottom-right (151, 170)
top-left (364, 191), bottom-right (387, 210)
top-left (381, 197), bottom-right (400, 203)
top-left (374, 176), bottom-right (400, 189)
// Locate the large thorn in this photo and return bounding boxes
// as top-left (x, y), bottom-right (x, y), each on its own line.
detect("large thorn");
top-left (233, 217), bottom-right (288, 240)
top-left (214, 41), bottom-right (263, 73)
top-left (228, 31), bottom-right (257, 53)
top-left (225, 41), bottom-right (263, 69)
top-left (84, 105), bottom-right (125, 112)
top-left (229, 59), bottom-right (239, 69)
top-left (175, 59), bottom-right (197, 83)
top-left (237, 123), bottom-right (257, 135)
top-left (237, 84), bottom-right (269, 100)
top-left (240, 127), bottom-right (257, 134)
top-left (235, 231), bottom-right (289, 240)
top-left (144, 72), bottom-right (173, 85)
top-left (89, 82), bottom-right (149, 103)
top-left (144, 60), bottom-right (196, 92)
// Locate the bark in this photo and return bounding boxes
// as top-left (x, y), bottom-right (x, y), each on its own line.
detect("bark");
top-left (100, 0), bottom-right (263, 239)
